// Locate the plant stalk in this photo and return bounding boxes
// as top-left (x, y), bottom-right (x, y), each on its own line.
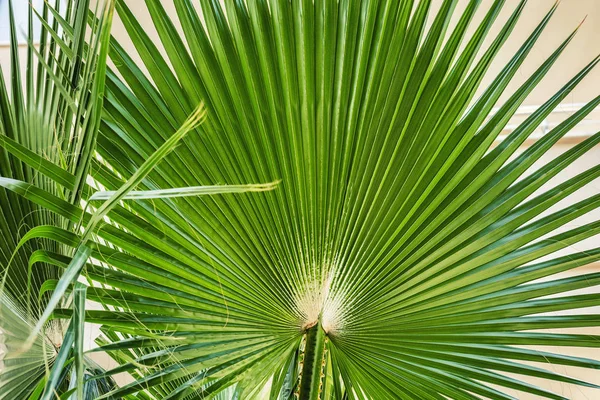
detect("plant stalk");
top-left (299, 322), bottom-right (327, 400)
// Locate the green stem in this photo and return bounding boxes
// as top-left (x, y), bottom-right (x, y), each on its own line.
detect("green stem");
top-left (299, 322), bottom-right (327, 400)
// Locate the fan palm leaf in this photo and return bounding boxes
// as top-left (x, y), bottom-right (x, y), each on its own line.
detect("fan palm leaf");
top-left (3, 0), bottom-right (600, 399)
top-left (0, 0), bottom-right (122, 397)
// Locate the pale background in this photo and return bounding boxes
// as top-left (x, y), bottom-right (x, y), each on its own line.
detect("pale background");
top-left (1, 0), bottom-right (600, 398)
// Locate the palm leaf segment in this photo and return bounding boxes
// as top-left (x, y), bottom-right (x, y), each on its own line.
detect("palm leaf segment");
top-left (4, 0), bottom-right (600, 398)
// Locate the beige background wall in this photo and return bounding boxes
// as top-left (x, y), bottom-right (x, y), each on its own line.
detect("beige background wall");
top-left (2, 1), bottom-right (600, 398)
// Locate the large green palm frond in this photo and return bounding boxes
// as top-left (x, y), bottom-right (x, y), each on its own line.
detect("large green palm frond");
top-left (4, 0), bottom-right (600, 398)
top-left (71, 0), bottom-right (599, 398)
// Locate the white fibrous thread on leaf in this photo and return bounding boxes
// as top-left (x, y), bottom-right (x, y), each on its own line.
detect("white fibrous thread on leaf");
top-left (295, 271), bottom-right (345, 336)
